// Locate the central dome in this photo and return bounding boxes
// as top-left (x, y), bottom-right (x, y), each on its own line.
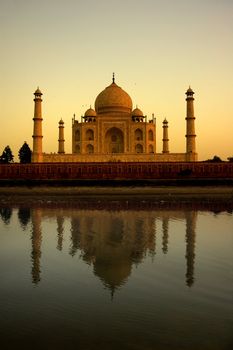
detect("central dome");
top-left (95, 81), bottom-right (133, 115)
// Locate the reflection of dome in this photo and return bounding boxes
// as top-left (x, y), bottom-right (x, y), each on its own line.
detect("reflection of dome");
top-left (132, 107), bottom-right (143, 117)
top-left (95, 81), bottom-right (133, 115)
top-left (84, 107), bottom-right (96, 117)
top-left (94, 259), bottom-right (132, 291)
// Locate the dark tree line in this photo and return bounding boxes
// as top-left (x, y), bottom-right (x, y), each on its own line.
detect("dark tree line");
top-left (204, 155), bottom-right (233, 162)
top-left (0, 142), bottom-right (32, 164)
top-left (18, 142), bottom-right (32, 163)
top-left (0, 145), bottom-right (14, 163)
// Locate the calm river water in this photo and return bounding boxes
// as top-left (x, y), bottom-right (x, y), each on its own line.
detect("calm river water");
top-left (0, 197), bottom-right (232, 350)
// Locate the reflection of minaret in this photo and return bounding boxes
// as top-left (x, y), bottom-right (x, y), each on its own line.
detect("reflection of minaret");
top-left (147, 217), bottom-right (157, 258)
top-left (57, 216), bottom-right (64, 251)
top-left (162, 217), bottom-right (169, 254)
top-left (70, 217), bottom-right (81, 256)
top-left (31, 208), bottom-right (42, 284)
top-left (185, 211), bottom-right (197, 287)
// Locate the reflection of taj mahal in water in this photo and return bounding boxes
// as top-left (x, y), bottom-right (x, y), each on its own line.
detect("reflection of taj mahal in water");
top-left (32, 75), bottom-right (197, 162)
top-left (16, 205), bottom-right (198, 291)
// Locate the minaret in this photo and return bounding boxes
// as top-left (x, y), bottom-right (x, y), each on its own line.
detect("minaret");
top-left (32, 88), bottom-right (43, 162)
top-left (162, 119), bottom-right (169, 153)
top-left (185, 87), bottom-right (197, 160)
top-left (58, 119), bottom-right (65, 154)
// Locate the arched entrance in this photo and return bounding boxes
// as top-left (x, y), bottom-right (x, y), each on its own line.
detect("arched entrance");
top-left (86, 129), bottom-right (94, 141)
top-left (105, 127), bottom-right (124, 153)
top-left (135, 144), bottom-right (143, 153)
top-left (87, 144), bottom-right (94, 153)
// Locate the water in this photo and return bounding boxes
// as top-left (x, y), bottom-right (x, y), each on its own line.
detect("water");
top-left (0, 198), bottom-right (232, 350)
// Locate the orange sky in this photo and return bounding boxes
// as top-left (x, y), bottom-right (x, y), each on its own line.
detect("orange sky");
top-left (1, 0), bottom-right (233, 161)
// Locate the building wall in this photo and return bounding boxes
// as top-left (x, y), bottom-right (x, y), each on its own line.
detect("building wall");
top-left (32, 83), bottom-right (198, 164)
top-left (0, 162), bottom-right (232, 180)
top-left (72, 113), bottom-right (157, 157)
top-left (42, 152), bottom-right (194, 163)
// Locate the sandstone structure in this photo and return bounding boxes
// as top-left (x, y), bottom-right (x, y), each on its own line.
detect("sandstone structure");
top-left (32, 75), bottom-right (197, 162)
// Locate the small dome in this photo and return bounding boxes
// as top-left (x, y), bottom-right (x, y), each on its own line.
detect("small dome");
top-left (95, 81), bottom-right (132, 115)
top-left (59, 119), bottom-right (64, 124)
top-left (132, 107), bottom-right (143, 117)
top-left (34, 87), bottom-right (42, 95)
top-left (186, 86), bottom-right (194, 95)
top-left (84, 108), bottom-right (97, 117)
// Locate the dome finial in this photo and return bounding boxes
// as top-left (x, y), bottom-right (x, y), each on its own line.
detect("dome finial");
top-left (112, 72), bottom-right (115, 84)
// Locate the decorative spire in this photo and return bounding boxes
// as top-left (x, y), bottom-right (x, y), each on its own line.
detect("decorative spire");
top-left (34, 87), bottom-right (42, 96)
top-left (186, 86), bottom-right (194, 96)
top-left (112, 72), bottom-right (115, 84)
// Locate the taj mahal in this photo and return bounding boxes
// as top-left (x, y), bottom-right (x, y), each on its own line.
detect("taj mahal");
top-left (32, 74), bottom-right (197, 163)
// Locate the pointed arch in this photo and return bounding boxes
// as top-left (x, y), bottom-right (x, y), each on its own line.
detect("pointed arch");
top-left (75, 130), bottom-right (80, 141)
top-left (135, 144), bottom-right (143, 153)
top-left (87, 144), bottom-right (94, 153)
top-left (75, 144), bottom-right (80, 153)
top-left (135, 128), bottom-right (143, 141)
top-left (149, 144), bottom-right (154, 153)
top-left (148, 130), bottom-right (154, 141)
top-left (105, 127), bottom-right (124, 153)
top-left (86, 129), bottom-right (94, 141)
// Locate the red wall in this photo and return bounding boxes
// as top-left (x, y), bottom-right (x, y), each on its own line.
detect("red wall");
top-left (0, 162), bottom-right (232, 180)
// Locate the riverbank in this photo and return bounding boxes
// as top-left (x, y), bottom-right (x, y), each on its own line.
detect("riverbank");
top-left (0, 185), bottom-right (233, 202)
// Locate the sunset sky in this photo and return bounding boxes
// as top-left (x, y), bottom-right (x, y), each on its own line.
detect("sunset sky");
top-left (1, 0), bottom-right (233, 161)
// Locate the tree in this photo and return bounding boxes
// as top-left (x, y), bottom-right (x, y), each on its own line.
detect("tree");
top-left (204, 155), bottom-right (223, 163)
top-left (18, 142), bottom-right (32, 163)
top-left (227, 156), bottom-right (233, 162)
top-left (0, 145), bottom-right (14, 164)
top-left (211, 155), bottom-right (223, 162)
